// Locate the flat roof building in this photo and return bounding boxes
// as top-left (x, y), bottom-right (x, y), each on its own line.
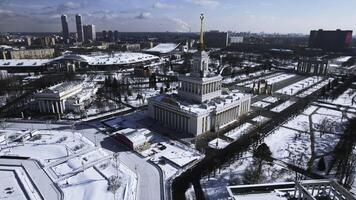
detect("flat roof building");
top-left (309, 29), bottom-right (353, 52)
top-left (83, 24), bottom-right (96, 43)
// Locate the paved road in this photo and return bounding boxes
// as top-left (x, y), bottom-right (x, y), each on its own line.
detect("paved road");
top-left (5, 121), bottom-right (163, 200)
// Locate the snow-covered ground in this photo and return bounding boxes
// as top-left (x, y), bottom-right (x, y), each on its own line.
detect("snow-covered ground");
top-left (236, 72), bottom-right (280, 87)
top-left (252, 101), bottom-right (271, 108)
top-left (262, 96), bottom-right (279, 103)
top-left (324, 88), bottom-right (356, 108)
top-left (208, 138), bottom-right (231, 149)
top-left (271, 100), bottom-right (296, 113)
top-left (200, 88), bottom-right (356, 200)
top-left (276, 76), bottom-right (322, 96)
top-left (297, 78), bottom-right (334, 98)
top-left (222, 70), bottom-right (270, 84)
top-left (0, 129), bottom-right (137, 200)
top-left (245, 73), bottom-right (295, 88)
top-left (251, 115), bottom-right (270, 123)
top-left (225, 123), bottom-right (253, 140)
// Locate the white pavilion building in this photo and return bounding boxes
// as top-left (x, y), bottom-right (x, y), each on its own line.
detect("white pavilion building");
top-left (147, 14), bottom-right (251, 136)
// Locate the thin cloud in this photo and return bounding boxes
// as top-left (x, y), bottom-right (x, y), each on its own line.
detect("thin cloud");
top-left (153, 2), bottom-right (177, 9)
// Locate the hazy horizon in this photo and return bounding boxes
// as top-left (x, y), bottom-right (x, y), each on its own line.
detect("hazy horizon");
top-left (0, 0), bottom-right (355, 34)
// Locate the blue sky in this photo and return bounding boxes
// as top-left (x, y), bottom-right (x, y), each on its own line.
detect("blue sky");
top-left (0, 0), bottom-right (355, 33)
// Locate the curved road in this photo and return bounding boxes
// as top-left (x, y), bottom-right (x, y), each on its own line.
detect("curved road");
top-left (5, 121), bottom-right (163, 200)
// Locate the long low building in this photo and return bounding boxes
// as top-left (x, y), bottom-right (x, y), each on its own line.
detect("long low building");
top-left (0, 52), bottom-right (160, 72)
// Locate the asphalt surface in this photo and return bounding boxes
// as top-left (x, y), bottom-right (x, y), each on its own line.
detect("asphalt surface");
top-left (5, 121), bottom-right (163, 200)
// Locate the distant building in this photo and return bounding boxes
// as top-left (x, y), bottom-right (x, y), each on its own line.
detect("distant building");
top-left (309, 29), bottom-right (353, 52)
top-left (114, 30), bottom-right (119, 42)
top-left (0, 70), bottom-right (10, 80)
top-left (102, 31), bottom-right (108, 41)
top-left (0, 48), bottom-right (55, 59)
top-left (76, 14), bottom-right (84, 42)
top-left (40, 37), bottom-right (56, 47)
top-left (204, 30), bottom-right (229, 48)
top-left (108, 30), bottom-right (114, 42)
top-left (83, 24), bottom-right (96, 43)
top-left (118, 43), bottom-right (141, 52)
top-left (25, 36), bottom-right (32, 46)
top-left (61, 15), bottom-right (70, 43)
top-left (229, 36), bottom-right (244, 44)
top-left (296, 57), bottom-right (328, 76)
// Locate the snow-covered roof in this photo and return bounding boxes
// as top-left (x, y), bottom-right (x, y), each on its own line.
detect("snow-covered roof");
top-left (46, 81), bottom-right (82, 93)
top-left (0, 59), bottom-right (51, 67)
top-left (334, 56), bottom-right (352, 63)
top-left (146, 43), bottom-right (179, 54)
top-left (151, 90), bottom-right (250, 116)
top-left (54, 53), bottom-right (159, 66)
top-left (115, 128), bottom-right (151, 146)
top-left (0, 52), bottom-right (159, 68)
top-left (0, 45), bottom-right (13, 50)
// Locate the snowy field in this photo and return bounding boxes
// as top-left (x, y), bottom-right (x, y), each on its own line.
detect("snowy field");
top-left (252, 101), bottom-right (271, 108)
top-left (208, 138), bottom-right (231, 150)
top-left (251, 115), bottom-right (270, 123)
top-left (324, 88), bottom-right (356, 108)
top-left (297, 78), bottom-right (334, 98)
top-left (245, 73), bottom-right (295, 88)
top-left (262, 96), bottom-right (279, 103)
top-left (225, 123), bottom-right (253, 140)
top-left (222, 70), bottom-right (269, 84)
top-left (0, 129), bottom-right (137, 200)
top-left (200, 88), bottom-right (356, 200)
top-left (236, 72), bottom-right (281, 87)
top-left (267, 104), bottom-right (353, 169)
top-left (271, 100), bottom-right (296, 113)
top-left (276, 76), bottom-right (322, 95)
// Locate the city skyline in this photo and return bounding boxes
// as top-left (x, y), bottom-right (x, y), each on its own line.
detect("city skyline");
top-left (0, 0), bottom-right (356, 33)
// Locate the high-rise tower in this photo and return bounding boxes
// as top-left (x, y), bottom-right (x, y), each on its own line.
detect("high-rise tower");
top-left (76, 14), bottom-right (84, 42)
top-left (61, 15), bottom-right (69, 42)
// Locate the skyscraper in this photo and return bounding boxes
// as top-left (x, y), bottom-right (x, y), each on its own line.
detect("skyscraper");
top-left (61, 15), bottom-right (69, 42)
top-left (83, 24), bottom-right (96, 43)
top-left (75, 14), bottom-right (84, 42)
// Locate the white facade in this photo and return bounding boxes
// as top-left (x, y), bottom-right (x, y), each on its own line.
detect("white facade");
top-left (34, 81), bottom-right (97, 114)
top-left (148, 15), bottom-right (251, 136)
top-left (148, 49), bottom-right (251, 136)
top-left (35, 82), bottom-right (82, 114)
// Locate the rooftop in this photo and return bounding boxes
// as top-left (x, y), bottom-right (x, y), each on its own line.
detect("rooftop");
top-left (0, 52), bottom-right (159, 68)
top-left (46, 81), bottom-right (82, 93)
top-left (151, 90), bottom-right (250, 116)
top-left (146, 43), bottom-right (180, 54)
top-left (0, 59), bottom-right (51, 67)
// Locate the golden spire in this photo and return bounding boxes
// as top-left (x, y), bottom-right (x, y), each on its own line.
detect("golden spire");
top-left (199, 13), bottom-right (205, 51)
